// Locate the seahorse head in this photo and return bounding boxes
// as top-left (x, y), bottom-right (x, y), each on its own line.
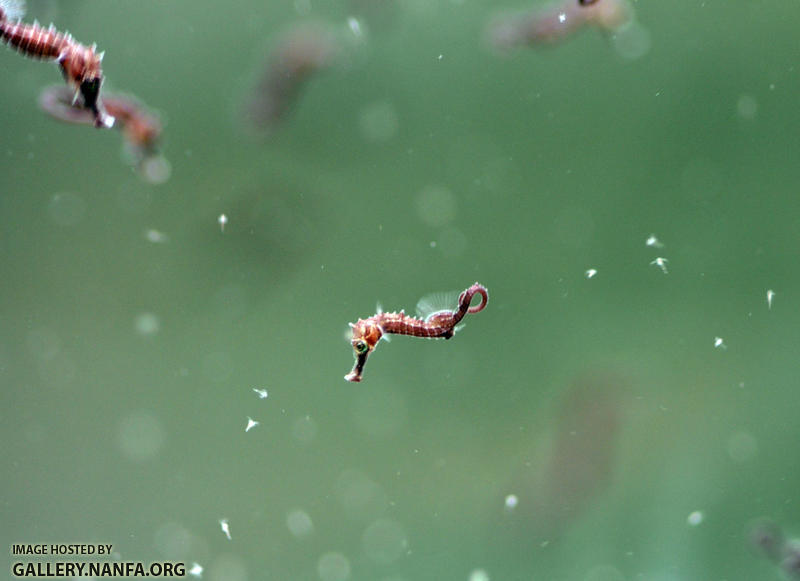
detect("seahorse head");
top-left (344, 318), bottom-right (383, 382)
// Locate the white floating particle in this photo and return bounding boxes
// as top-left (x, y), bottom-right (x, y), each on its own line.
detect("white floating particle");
top-left (317, 551), bottom-right (351, 581)
top-left (144, 229), bottom-right (169, 243)
top-left (687, 511), bottom-right (704, 526)
top-left (218, 214), bottom-right (228, 232)
top-left (134, 312), bottom-right (160, 336)
top-left (140, 155), bottom-right (172, 184)
top-left (188, 562), bottom-right (203, 578)
top-left (767, 289), bottom-right (775, 310)
top-left (737, 94), bottom-right (758, 120)
top-left (253, 388), bottom-right (268, 399)
top-left (245, 417), bottom-right (260, 432)
top-left (585, 269), bottom-right (597, 279)
top-left (650, 257), bottom-right (669, 274)
top-left (287, 509), bottom-right (315, 539)
top-left (469, 568), bottom-right (490, 581)
top-left (219, 518), bottom-right (232, 540)
top-left (558, 12), bottom-right (566, 23)
top-left (646, 234), bottom-right (664, 248)
top-left (504, 494), bottom-right (518, 510)
top-left (727, 431), bottom-right (758, 462)
top-left (347, 16), bottom-right (363, 38)
top-left (117, 410), bottom-right (165, 462)
top-left (714, 337), bottom-right (727, 350)
top-left (362, 518), bottom-right (407, 564)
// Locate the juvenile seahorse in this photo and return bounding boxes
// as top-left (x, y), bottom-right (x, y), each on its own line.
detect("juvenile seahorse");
top-left (345, 282), bottom-right (489, 382)
top-left (0, 0), bottom-right (113, 127)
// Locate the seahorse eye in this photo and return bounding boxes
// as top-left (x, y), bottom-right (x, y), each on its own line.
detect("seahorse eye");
top-left (354, 340), bottom-right (368, 354)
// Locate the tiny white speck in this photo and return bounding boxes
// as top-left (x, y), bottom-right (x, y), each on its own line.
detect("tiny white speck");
top-left (687, 511), bottom-right (704, 526)
top-left (245, 416), bottom-right (260, 432)
top-left (347, 16), bottom-right (363, 37)
top-left (766, 289), bottom-right (775, 310)
top-left (714, 337), bottom-right (726, 350)
top-left (430, 240), bottom-right (437, 248)
top-left (438, 54), bottom-right (443, 60)
top-left (585, 268), bottom-right (597, 279)
top-left (253, 388), bottom-right (268, 399)
top-left (469, 568), bottom-right (490, 581)
top-left (504, 494), bottom-right (518, 510)
top-left (144, 229), bottom-right (169, 243)
top-left (646, 234), bottom-right (664, 248)
top-left (650, 257), bottom-right (669, 274)
top-left (219, 518), bottom-right (231, 540)
top-left (218, 214), bottom-right (228, 232)
top-left (188, 562), bottom-right (203, 578)
top-left (558, 12), bottom-right (566, 23)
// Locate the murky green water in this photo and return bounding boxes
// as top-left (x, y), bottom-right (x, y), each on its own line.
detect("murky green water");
top-left (3, 1), bottom-right (800, 579)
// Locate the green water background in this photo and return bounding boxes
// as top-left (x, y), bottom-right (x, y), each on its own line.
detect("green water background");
top-left (2, 0), bottom-right (800, 579)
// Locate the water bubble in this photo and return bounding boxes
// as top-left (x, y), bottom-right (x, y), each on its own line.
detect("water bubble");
top-left (134, 312), bottom-right (160, 336)
top-left (153, 521), bottom-right (193, 559)
top-left (687, 511), bottom-right (704, 526)
top-left (611, 21), bottom-right (651, 60)
top-left (144, 229), bottom-right (169, 243)
top-left (415, 185), bottom-right (457, 227)
top-left (358, 101), bottom-right (398, 143)
top-left (286, 509), bottom-right (314, 538)
top-left (362, 518), bottom-right (407, 564)
top-left (504, 494), bottom-right (518, 510)
top-left (47, 191), bottom-right (86, 226)
top-left (727, 431), bottom-right (757, 462)
top-left (334, 469), bottom-right (386, 521)
top-left (317, 551), bottom-right (350, 581)
top-left (140, 155), bottom-right (172, 184)
top-left (736, 95), bottom-right (758, 120)
top-left (117, 410), bottom-right (165, 462)
top-left (207, 553), bottom-right (247, 581)
top-left (468, 569), bottom-right (490, 581)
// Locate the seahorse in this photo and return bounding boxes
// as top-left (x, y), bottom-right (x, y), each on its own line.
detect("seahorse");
top-left (345, 282), bottom-right (489, 382)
